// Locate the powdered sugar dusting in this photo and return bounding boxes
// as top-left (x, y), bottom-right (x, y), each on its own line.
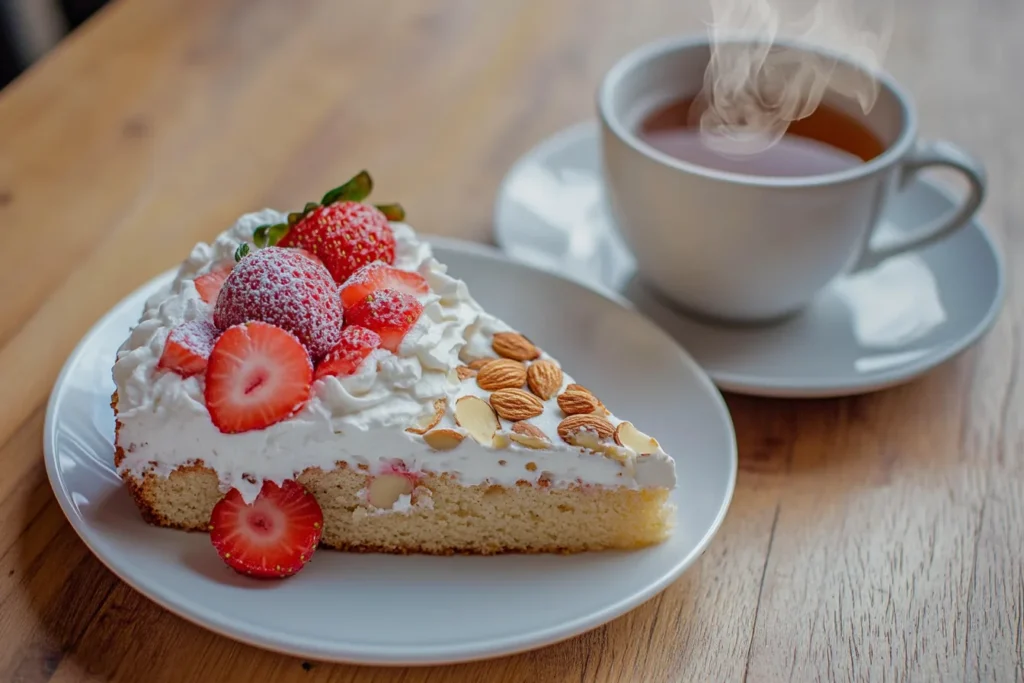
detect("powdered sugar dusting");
top-left (169, 319), bottom-right (219, 358)
top-left (213, 247), bottom-right (343, 360)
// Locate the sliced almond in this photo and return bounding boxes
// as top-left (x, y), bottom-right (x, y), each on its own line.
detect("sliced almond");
top-left (492, 432), bottom-right (512, 449)
top-left (456, 366), bottom-right (477, 381)
top-left (557, 414), bottom-right (615, 443)
top-left (423, 428), bottom-right (466, 451)
top-left (468, 358), bottom-right (497, 370)
top-left (527, 360), bottom-right (562, 400)
top-left (492, 332), bottom-right (540, 361)
top-left (614, 421), bottom-right (660, 454)
top-left (367, 473), bottom-right (415, 509)
top-left (557, 390), bottom-right (600, 415)
top-left (454, 396), bottom-right (500, 444)
top-left (476, 359), bottom-right (527, 391)
top-left (572, 430), bottom-right (631, 463)
top-left (489, 388), bottom-right (544, 421)
top-left (510, 422), bottom-right (550, 450)
top-left (405, 398), bottom-right (446, 435)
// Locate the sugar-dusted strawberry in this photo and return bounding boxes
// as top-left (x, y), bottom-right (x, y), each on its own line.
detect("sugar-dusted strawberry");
top-left (209, 479), bottom-right (323, 579)
top-left (339, 262), bottom-right (429, 310)
top-left (204, 321), bottom-right (313, 434)
top-left (194, 262), bottom-right (234, 305)
top-left (278, 202), bottom-right (396, 284)
top-left (157, 319), bottom-right (219, 377)
top-left (344, 288), bottom-right (423, 353)
top-left (213, 246), bottom-right (342, 360)
top-left (314, 326), bottom-right (381, 380)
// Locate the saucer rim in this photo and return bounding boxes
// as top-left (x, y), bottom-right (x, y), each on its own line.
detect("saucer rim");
top-left (493, 120), bottom-right (1006, 399)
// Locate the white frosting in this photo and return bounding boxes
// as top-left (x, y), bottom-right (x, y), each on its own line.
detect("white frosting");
top-left (112, 211), bottom-right (677, 503)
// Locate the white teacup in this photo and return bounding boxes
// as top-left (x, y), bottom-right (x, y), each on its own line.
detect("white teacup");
top-left (598, 36), bottom-right (986, 322)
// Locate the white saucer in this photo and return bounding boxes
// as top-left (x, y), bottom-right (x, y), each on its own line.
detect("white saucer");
top-left (44, 239), bottom-right (736, 666)
top-left (494, 122), bottom-right (1006, 398)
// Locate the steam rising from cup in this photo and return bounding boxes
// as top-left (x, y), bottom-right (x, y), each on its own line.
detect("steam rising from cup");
top-left (696, 0), bottom-right (893, 155)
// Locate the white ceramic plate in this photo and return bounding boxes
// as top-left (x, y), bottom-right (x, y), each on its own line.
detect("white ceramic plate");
top-left (44, 239), bottom-right (737, 666)
top-left (494, 122), bottom-right (1006, 398)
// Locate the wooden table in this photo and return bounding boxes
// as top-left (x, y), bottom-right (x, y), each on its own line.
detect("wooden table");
top-left (1, 0), bottom-right (1021, 680)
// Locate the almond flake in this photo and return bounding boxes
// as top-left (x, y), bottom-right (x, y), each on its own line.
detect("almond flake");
top-left (423, 428), bottom-right (466, 451)
top-left (454, 396), bottom-right (500, 444)
top-left (614, 421), bottom-right (660, 454)
top-left (456, 366), bottom-right (477, 381)
top-left (367, 473), bottom-right (415, 509)
top-left (510, 422), bottom-right (550, 450)
top-left (405, 398), bottom-right (446, 435)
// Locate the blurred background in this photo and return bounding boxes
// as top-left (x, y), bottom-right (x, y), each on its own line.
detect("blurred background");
top-left (0, 0), bottom-right (106, 88)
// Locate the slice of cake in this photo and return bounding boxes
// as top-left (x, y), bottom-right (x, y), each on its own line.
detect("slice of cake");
top-left (112, 172), bottom-right (676, 577)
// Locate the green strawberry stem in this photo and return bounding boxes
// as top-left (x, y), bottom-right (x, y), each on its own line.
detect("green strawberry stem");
top-left (374, 203), bottom-right (406, 221)
top-left (234, 243), bottom-right (250, 261)
top-left (253, 222), bottom-right (290, 248)
top-left (321, 170), bottom-right (372, 206)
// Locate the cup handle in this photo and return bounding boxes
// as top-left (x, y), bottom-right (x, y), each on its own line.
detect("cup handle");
top-left (853, 140), bottom-right (986, 271)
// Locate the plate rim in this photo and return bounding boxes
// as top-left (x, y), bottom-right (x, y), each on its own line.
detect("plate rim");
top-left (43, 238), bottom-right (738, 666)
top-left (492, 120), bottom-right (1007, 399)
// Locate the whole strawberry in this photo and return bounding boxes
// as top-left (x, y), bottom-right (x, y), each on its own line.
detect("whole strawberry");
top-left (279, 202), bottom-right (396, 283)
top-left (253, 171), bottom-right (406, 284)
top-left (214, 247), bottom-right (342, 360)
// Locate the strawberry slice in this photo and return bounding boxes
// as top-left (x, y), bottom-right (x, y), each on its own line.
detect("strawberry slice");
top-left (344, 288), bottom-right (423, 353)
top-left (157, 319), bottom-right (219, 377)
top-left (209, 480), bottom-right (324, 579)
top-left (204, 321), bottom-right (313, 434)
top-left (315, 326), bottom-right (382, 380)
top-left (339, 262), bottom-right (429, 310)
top-left (194, 262), bottom-right (233, 305)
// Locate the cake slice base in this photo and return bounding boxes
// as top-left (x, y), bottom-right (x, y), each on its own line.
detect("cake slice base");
top-left (123, 464), bottom-right (675, 555)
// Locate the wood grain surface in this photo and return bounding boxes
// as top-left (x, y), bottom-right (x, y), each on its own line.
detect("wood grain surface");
top-left (0, 0), bottom-right (1021, 681)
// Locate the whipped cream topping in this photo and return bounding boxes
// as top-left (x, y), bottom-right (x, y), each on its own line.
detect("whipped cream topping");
top-left (112, 211), bottom-right (677, 504)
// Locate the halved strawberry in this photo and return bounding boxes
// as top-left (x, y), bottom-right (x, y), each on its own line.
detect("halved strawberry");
top-left (194, 262), bottom-right (233, 305)
top-left (344, 288), bottom-right (423, 353)
top-left (339, 262), bottom-right (429, 310)
top-left (314, 326), bottom-right (381, 380)
top-left (209, 480), bottom-right (323, 579)
top-left (157, 319), bottom-right (219, 377)
top-left (204, 321), bottom-right (313, 434)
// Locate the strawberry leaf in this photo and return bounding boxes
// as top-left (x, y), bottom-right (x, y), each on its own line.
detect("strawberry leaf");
top-left (234, 243), bottom-right (250, 261)
top-left (321, 170), bottom-right (372, 206)
top-left (253, 223), bottom-right (289, 248)
top-left (374, 203), bottom-right (406, 221)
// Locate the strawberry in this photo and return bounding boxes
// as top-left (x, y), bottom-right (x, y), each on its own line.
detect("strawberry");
top-left (344, 288), bottom-right (423, 353)
top-left (278, 202), bottom-right (396, 284)
top-left (314, 326), bottom-right (382, 380)
top-left (194, 262), bottom-right (233, 305)
top-left (339, 262), bottom-right (429, 310)
top-left (209, 480), bottom-right (323, 579)
top-left (204, 321), bottom-right (313, 434)
top-left (157, 319), bottom-right (219, 377)
top-left (214, 247), bottom-right (343, 360)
